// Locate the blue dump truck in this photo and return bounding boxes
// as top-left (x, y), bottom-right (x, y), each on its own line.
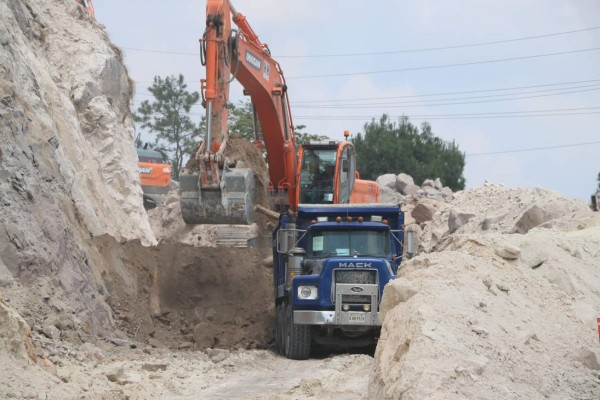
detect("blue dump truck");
top-left (273, 203), bottom-right (407, 359)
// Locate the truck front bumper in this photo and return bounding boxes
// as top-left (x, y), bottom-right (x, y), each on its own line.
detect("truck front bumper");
top-left (294, 310), bottom-right (381, 326)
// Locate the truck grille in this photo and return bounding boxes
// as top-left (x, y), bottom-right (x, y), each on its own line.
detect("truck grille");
top-left (333, 269), bottom-right (377, 304)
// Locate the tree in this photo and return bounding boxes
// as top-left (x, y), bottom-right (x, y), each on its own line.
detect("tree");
top-left (352, 115), bottom-right (466, 191)
top-left (597, 171), bottom-right (600, 192)
top-left (134, 74), bottom-right (200, 179)
top-left (227, 100), bottom-right (328, 150)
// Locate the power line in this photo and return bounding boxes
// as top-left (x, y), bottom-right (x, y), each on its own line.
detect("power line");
top-left (278, 27), bottom-right (600, 58)
top-left (466, 141), bottom-right (600, 157)
top-left (287, 47), bottom-right (600, 79)
top-left (296, 111), bottom-right (600, 121)
top-left (136, 79), bottom-right (600, 108)
top-left (293, 87), bottom-right (600, 109)
top-left (292, 85), bottom-right (600, 108)
top-left (290, 79), bottom-right (600, 104)
top-left (119, 26), bottom-right (600, 58)
top-left (294, 107), bottom-right (600, 119)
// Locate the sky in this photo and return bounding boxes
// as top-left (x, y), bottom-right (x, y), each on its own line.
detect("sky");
top-left (96, 0), bottom-right (600, 202)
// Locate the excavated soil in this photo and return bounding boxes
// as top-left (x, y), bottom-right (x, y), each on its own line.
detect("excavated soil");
top-left (90, 235), bottom-right (273, 351)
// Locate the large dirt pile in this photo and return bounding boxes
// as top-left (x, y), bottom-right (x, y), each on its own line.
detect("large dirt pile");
top-left (369, 185), bottom-right (600, 399)
top-left (1, 0), bottom-right (274, 365)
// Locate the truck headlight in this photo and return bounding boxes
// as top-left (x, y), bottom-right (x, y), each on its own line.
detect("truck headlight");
top-left (298, 286), bottom-right (318, 300)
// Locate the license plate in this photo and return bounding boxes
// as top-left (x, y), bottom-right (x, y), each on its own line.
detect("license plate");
top-left (348, 313), bottom-right (365, 323)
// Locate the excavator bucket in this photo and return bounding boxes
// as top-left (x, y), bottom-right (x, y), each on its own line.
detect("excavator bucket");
top-left (180, 167), bottom-right (255, 225)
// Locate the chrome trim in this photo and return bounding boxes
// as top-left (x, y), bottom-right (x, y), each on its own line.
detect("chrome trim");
top-left (293, 310), bottom-right (381, 326)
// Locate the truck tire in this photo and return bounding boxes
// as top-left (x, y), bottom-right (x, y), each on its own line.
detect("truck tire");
top-left (284, 302), bottom-right (311, 360)
top-left (275, 302), bottom-right (285, 355)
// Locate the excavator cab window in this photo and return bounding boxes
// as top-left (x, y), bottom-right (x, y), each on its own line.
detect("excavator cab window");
top-left (337, 145), bottom-right (356, 204)
top-left (299, 148), bottom-right (337, 204)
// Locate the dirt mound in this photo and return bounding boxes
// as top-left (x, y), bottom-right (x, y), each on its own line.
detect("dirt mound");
top-left (91, 235), bottom-right (273, 350)
top-left (369, 188), bottom-right (600, 400)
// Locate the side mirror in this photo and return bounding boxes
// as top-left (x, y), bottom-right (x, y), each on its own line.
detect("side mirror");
top-left (406, 230), bottom-right (415, 259)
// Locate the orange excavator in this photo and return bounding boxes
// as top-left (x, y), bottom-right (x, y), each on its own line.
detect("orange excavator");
top-left (76, 0), bottom-right (96, 20)
top-left (179, 0), bottom-right (379, 225)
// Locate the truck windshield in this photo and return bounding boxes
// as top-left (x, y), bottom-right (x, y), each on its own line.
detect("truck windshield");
top-left (299, 148), bottom-right (337, 204)
top-left (308, 230), bottom-right (389, 258)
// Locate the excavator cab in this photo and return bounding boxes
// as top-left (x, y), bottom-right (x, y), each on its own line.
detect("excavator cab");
top-left (297, 142), bottom-right (357, 205)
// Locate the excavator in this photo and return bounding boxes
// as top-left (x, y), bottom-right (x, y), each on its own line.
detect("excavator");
top-left (179, 0), bottom-right (379, 225)
top-left (75, 0), bottom-right (95, 20)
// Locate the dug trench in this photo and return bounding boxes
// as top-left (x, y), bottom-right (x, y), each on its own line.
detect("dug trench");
top-left (91, 235), bottom-right (274, 351)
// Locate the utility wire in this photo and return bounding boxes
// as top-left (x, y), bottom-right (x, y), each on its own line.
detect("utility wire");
top-left (292, 87), bottom-right (600, 109)
top-left (287, 48), bottom-right (600, 79)
top-left (119, 26), bottom-right (600, 58)
top-left (133, 79), bottom-right (600, 113)
top-left (290, 79), bottom-right (600, 104)
top-left (292, 85), bottom-right (600, 108)
top-left (296, 111), bottom-right (600, 121)
top-left (466, 141), bottom-right (600, 157)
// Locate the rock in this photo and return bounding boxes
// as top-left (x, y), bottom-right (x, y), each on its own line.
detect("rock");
top-left (379, 187), bottom-right (405, 204)
top-left (411, 203), bottom-right (437, 224)
top-left (440, 187), bottom-right (453, 199)
top-left (179, 341), bottom-right (194, 350)
top-left (401, 183), bottom-right (420, 196)
top-left (422, 179), bottom-right (435, 188)
top-left (495, 244), bottom-right (521, 260)
top-left (578, 350), bottom-right (600, 370)
top-left (448, 210), bottom-right (476, 233)
top-left (433, 178), bottom-right (443, 190)
top-left (141, 363), bottom-right (168, 372)
top-left (207, 348), bottom-right (229, 363)
top-left (380, 279), bottom-right (418, 322)
top-left (471, 326), bottom-right (489, 337)
top-left (109, 338), bottom-right (137, 348)
top-left (376, 174), bottom-right (397, 190)
top-left (423, 187), bottom-right (439, 197)
top-left (395, 173), bottom-right (414, 192)
top-left (0, 298), bottom-right (36, 362)
top-left (496, 283), bottom-right (510, 292)
top-left (106, 367), bottom-right (139, 385)
top-left (511, 205), bottom-right (558, 234)
top-left (41, 325), bottom-right (61, 341)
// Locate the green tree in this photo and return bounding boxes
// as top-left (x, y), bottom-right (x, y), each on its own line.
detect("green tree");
top-left (134, 74), bottom-right (200, 179)
top-left (226, 100), bottom-right (328, 152)
top-left (352, 114), bottom-right (465, 191)
top-left (596, 171), bottom-right (600, 192)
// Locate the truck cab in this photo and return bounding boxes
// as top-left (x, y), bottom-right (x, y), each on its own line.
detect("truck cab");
top-left (273, 204), bottom-right (405, 359)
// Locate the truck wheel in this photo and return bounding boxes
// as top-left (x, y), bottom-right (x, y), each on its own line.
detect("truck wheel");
top-left (275, 302), bottom-right (285, 355)
top-left (284, 302), bottom-right (311, 360)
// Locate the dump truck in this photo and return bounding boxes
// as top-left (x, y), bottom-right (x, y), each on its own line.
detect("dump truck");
top-left (273, 203), bottom-right (407, 359)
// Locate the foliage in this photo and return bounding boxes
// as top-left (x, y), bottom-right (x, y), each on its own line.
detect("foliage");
top-left (228, 100), bottom-right (258, 141)
top-left (294, 124), bottom-right (329, 147)
top-left (352, 115), bottom-right (466, 191)
top-left (597, 171), bottom-right (600, 192)
top-left (134, 74), bottom-right (200, 179)
top-left (226, 100), bottom-right (328, 150)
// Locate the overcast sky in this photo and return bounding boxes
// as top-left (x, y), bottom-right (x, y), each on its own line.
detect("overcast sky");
top-left (97, 1), bottom-right (600, 201)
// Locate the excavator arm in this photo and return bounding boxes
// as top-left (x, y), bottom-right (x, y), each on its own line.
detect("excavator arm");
top-left (180, 0), bottom-right (297, 224)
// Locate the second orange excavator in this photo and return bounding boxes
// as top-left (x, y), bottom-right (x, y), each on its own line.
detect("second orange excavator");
top-left (180, 0), bottom-right (379, 225)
